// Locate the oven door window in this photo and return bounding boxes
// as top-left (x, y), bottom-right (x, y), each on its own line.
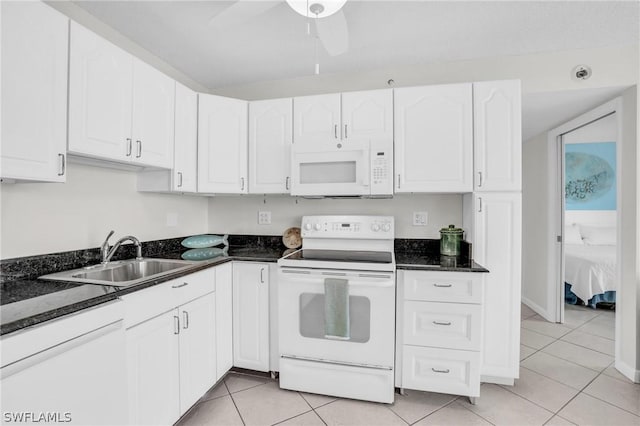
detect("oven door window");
top-left (298, 292), bottom-right (371, 343)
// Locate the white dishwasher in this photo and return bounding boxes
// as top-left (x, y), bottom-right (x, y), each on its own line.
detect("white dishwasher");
top-left (1, 300), bottom-right (128, 425)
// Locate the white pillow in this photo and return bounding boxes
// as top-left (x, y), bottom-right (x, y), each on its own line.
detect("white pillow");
top-left (580, 225), bottom-right (616, 246)
top-left (564, 224), bottom-right (583, 245)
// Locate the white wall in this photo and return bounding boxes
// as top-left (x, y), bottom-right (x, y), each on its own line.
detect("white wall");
top-left (208, 194), bottom-right (462, 239)
top-left (0, 164), bottom-right (209, 259)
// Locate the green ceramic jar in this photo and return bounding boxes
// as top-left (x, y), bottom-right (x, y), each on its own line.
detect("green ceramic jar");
top-left (440, 224), bottom-right (464, 256)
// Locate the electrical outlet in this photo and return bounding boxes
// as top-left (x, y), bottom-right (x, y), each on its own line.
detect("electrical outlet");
top-left (413, 211), bottom-right (428, 226)
top-left (258, 211), bottom-right (271, 225)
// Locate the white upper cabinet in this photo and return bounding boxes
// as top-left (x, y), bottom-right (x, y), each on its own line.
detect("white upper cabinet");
top-left (341, 89), bottom-right (393, 142)
top-left (293, 89), bottom-right (392, 144)
top-left (473, 80), bottom-right (522, 191)
top-left (172, 83), bottom-right (198, 192)
top-left (249, 98), bottom-right (293, 194)
top-left (1, 1), bottom-right (68, 182)
top-left (131, 58), bottom-right (175, 169)
top-left (198, 94), bottom-right (248, 194)
top-left (394, 83), bottom-right (473, 193)
top-left (68, 22), bottom-right (174, 169)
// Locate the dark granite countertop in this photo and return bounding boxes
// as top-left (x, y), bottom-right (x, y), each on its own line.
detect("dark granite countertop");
top-left (1, 235), bottom-right (487, 336)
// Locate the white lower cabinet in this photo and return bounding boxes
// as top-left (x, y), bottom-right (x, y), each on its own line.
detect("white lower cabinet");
top-left (215, 262), bottom-right (234, 380)
top-left (123, 268), bottom-right (218, 425)
top-left (233, 262), bottom-right (270, 372)
top-left (397, 270), bottom-right (484, 399)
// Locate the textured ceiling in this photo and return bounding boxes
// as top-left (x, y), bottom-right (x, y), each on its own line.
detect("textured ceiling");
top-left (72, 0), bottom-right (639, 90)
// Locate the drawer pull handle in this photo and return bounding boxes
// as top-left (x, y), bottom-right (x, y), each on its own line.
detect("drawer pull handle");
top-left (172, 282), bottom-right (189, 289)
top-left (433, 283), bottom-right (452, 288)
top-left (433, 321), bottom-right (452, 326)
top-left (432, 368), bottom-right (450, 374)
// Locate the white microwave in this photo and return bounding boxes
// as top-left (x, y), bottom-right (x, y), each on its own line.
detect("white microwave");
top-left (290, 139), bottom-right (393, 197)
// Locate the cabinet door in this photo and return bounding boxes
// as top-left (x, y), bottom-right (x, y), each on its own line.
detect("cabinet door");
top-left (249, 98), bottom-right (293, 193)
top-left (394, 84), bottom-right (473, 193)
top-left (232, 262), bottom-right (270, 372)
top-left (131, 58), bottom-right (175, 168)
top-left (179, 292), bottom-right (217, 413)
top-left (215, 263), bottom-right (234, 380)
top-left (173, 83), bottom-right (198, 192)
top-left (68, 22), bottom-right (132, 161)
top-left (198, 94), bottom-right (248, 193)
top-left (473, 192), bottom-right (521, 381)
top-left (1, 1), bottom-right (68, 183)
top-left (293, 93), bottom-right (340, 144)
top-left (126, 311), bottom-right (180, 426)
top-left (341, 89), bottom-right (393, 142)
top-left (473, 80), bottom-right (522, 191)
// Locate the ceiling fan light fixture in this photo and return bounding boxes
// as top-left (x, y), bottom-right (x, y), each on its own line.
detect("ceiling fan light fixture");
top-left (286, 0), bottom-right (347, 19)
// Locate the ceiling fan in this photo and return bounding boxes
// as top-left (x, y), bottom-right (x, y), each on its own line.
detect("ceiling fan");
top-left (208, 0), bottom-right (350, 58)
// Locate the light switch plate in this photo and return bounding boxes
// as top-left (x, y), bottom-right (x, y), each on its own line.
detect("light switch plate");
top-left (413, 212), bottom-right (428, 226)
top-left (258, 211), bottom-right (271, 225)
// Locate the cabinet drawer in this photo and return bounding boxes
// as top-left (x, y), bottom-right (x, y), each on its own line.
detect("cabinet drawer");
top-left (404, 301), bottom-right (481, 351)
top-left (122, 268), bottom-right (215, 328)
top-left (401, 345), bottom-right (480, 397)
top-left (403, 270), bottom-right (482, 304)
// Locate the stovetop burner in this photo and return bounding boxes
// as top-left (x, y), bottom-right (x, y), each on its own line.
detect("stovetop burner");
top-left (285, 249), bottom-right (393, 264)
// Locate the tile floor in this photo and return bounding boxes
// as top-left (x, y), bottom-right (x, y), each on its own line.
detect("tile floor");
top-left (176, 304), bottom-right (639, 426)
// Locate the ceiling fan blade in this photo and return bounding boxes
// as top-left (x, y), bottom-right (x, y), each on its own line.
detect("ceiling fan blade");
top-left (208, 0), bottom-right (281, 30)
top-left (315, 9), bottom-right (349, 56)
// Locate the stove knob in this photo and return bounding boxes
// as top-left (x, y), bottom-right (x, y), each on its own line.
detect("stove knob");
top-left (371, 224), bottom-right (380, 232)
top-left (382, 223), bottom-right (391, 232)
top-left (304, 223), bottom-right (312, 231)
top-left (314, 223), bottom-right (322, 231)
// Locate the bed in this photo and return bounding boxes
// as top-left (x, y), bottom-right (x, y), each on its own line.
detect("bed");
top-left (564, 223), bottom-right (617, 308)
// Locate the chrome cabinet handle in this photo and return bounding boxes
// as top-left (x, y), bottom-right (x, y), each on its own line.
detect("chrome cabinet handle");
top-left (57, 154), bottom-right (65, 176)
top-left (183, 311), bottom-right (189, 329)
top-left (432, 368), bottom-right (450, 374)
top-left (285, 176), bottom-right (290, 190)
top-left (172, 282), bottom-right (189, 289)
top-left (126, 138), bottom-right (132, 156)
top-left (344, 124), bottom-right (348, 139)
top-left (478, 197), bottom-right (483, 213)
top-left (433, 320), bottom-right (452, 326)
top-left (177, 172), bottom-right (183, 188)
top-left (433, 283), bottom-right (452, 288)
top-left (334, 124), bottom-right (338, 139)
top-left (260, 267), bottom-right (265, 284)
top-left (397, 174), bottom-right (401, 189)
top-left (136, 140), bottom-right (142, 158)
top-left (478, 171), bottom-right (483, 187)
top-left (174, 315), bottom-right (180, 335)
top-left (240, 177), bottom-right (245, 191)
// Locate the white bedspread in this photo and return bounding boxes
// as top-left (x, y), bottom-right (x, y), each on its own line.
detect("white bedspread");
top-left (564, 244), bottom-right (617, 302)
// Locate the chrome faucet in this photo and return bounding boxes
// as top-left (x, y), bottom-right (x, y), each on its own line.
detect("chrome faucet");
top-left (101, 230), bottom-right (143, 264)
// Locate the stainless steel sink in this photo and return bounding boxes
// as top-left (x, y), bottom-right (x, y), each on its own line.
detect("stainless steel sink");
top-left (39, 258), bottom-right (197, 287)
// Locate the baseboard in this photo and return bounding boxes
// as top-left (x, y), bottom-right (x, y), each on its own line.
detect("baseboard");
top-left (521, 296), bottom-right (554, 322)
top-left (481, 375), bottom-right (515, 386)
top-left (615, 359), bottom-right (640, 383)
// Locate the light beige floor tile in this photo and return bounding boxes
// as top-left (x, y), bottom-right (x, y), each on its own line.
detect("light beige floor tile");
top-left (389, 390), bottom-right (457, 424)
top-left (563, 305), bottom-right (600, 328)
top-left (503, 367), bottom-right (579, 412)
top-left (560, 329), bottom-right (615, 356)
top-left (521, 352), bottom-right (599, 390)
top-left (521, 328), bottom-right (555, 350)
top-left (542, 340), bottom-right (613, 371)
top-left (200, 380), bottom-right (230, 401)
top-left (225, 372), bottom-right (270, 393)
top-left (522, 316), bottom-right (573, 338)
top-left (177, 395), bottom-right (243, 426)
top-left (558, 393), bottom-right (640, 426)
top-left (544, 415), bottom-right (576, 425)
top-left (521, 303), bottom-right (537, 319)
top-left (576, 317), bottom-right (615, 340)
top-left (300, 392), bottom-right (337, 408)
top-left (315, 398), bottom-right (407, 426)
top-left (232, 381), bottom-right (311, 426)
top-left (602, 366), bottom-right (636, 384)
top-left (276, 410), bottom-right (325, 426)
top-left (415, 401), bottom-right (491, 425)
top-left (459, 384), bottom-right (553, 426)
top-left (520, 344), bottom-right (537, 361)
top-left (583, 374), bottom-right (640, 416)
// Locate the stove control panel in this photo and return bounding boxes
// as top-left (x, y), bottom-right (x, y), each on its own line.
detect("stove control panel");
top-left (301, 215), bottom-right (394, 239)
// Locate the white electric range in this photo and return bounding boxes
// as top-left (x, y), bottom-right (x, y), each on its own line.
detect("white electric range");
top-left (277, 215), bottom-right (396, 404)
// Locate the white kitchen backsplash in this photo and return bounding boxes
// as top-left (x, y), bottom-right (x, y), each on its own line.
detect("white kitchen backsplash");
top-left (208, 194), bottom-right (463, 239)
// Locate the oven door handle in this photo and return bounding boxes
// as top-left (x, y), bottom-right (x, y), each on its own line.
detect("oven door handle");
top-left (280, 272), bottom-right (394, 288)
